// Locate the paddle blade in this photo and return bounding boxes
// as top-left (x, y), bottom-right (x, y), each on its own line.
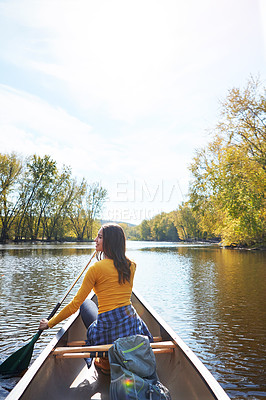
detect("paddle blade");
top-left (0, 332), bottom-right (40, 376)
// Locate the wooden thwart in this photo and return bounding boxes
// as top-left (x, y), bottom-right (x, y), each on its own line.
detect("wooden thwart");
top-left (56, 347), bottom-right (174, 359)
top-left (53, 341), bottom-right (175, 359)
top-left (67, 336), bottom-right (163, 347)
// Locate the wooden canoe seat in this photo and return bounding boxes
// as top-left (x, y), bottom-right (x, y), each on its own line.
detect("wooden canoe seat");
top-left (53, 340), bottom-right (175, 359)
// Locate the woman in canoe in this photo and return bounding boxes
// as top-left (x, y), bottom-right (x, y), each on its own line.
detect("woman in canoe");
top-left (39, 223), bottom-right (153, 373)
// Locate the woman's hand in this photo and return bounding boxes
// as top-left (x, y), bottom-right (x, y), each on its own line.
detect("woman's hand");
top-left (39, 318), bottom-right (49, 330)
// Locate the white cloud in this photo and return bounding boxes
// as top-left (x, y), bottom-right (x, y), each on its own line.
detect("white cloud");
top-left (0, 84), bottom-right (192, 193)
top-left (1, 0), bottom-right (263, 123)
top-left (0, 84), bottom-right (98, 169)
top-left (0, 0), bottom-right (265, 223)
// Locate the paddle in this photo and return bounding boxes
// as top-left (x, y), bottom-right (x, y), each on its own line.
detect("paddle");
top-left (0, 250), bottom-right (96, 377)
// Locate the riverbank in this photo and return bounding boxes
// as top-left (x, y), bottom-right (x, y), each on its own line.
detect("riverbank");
top-left (223, 243), bottom-right (266, 251)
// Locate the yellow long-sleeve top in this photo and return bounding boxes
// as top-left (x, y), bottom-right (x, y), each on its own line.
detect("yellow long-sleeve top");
top-left (48, 258), bottom-right (136, 328)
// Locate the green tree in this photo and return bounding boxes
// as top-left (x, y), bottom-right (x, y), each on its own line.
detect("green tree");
top-left (0, 152), bottom-right (108, 242)
top-left (138, 213), bottom-right (178, 241)
top-left (172, 206), bottom-right (202, 241)
top-left (14, 155), bottom-right (57, 241)
top-left (140, 219), bottom-right (152, 240)
top-left (68, 182), bottom-right (107, 241)
top-left (86, 183), bottom-right (108, 240)
top-left (0, 153), bottom-right (22, 242)
top-left (43, 172), bottom-right (79, 241)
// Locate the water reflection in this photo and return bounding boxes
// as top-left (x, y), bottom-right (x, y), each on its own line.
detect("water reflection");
top-left (0, 243), bottom-right (265, 399)
top-left (176, 247), bottom-right (266, 398)
top-left (130, 245), bottom-right (266, 399)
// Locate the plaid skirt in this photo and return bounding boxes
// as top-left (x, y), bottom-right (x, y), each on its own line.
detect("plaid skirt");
top-left (86, 304), bottom-right (153, 346)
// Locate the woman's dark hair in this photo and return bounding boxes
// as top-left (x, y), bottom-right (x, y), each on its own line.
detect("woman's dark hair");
top-left (100, 223), bottom-right (132, 284)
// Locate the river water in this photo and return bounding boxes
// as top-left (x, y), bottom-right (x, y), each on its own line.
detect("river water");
top-left (0, 242), bottom-right (265, 399)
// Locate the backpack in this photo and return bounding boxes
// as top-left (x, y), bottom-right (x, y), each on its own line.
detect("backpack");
top-left (108, 335), bottom-right (171, 400)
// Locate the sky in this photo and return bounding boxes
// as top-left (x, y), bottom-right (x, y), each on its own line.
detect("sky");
top-left (0, 0), bottom-right (265, 225)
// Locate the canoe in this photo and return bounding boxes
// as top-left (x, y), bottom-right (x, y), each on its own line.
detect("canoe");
top-left (6, 290), bottom-right (230, 400)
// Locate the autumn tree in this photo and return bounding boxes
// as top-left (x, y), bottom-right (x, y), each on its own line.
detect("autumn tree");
top-left (188, 77), bottom-right (266, 246)
top-left (218, 76), bottom-right (266, 171)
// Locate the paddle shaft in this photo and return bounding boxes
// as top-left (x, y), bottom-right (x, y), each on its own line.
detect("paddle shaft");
top-left (37, 250), bottom-right (96, 337)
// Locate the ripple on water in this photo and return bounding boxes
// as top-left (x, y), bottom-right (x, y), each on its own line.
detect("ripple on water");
top-left (1, 243), bottom-right (265, 399)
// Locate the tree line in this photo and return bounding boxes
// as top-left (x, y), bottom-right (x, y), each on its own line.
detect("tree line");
top-left (1, 77), bottom-right (265, 247)
top-left (122, 207), bottom-right (212, 243)
top-left (128, 77), bottom-right (266, 247)
top-left (0, 154), bottom-right (107, 243)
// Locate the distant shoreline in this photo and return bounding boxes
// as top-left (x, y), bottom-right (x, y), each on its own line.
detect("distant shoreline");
top-left (1, 238), bottom-right (265, 251)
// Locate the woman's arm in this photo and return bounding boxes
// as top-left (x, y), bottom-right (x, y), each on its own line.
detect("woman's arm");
top-left (39, 264), bottom-right (97, 329)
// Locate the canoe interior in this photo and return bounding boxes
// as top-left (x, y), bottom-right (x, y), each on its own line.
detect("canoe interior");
top-left (6, 291), bottom-right (230, 400)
